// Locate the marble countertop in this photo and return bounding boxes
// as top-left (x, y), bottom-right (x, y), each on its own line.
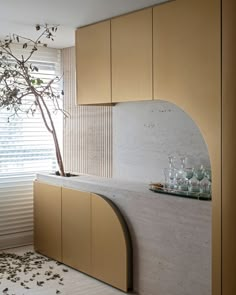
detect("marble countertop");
top-left (37, 173), bottom-right (151, 193)
top-left (36, 173), bottom-right (211, 207)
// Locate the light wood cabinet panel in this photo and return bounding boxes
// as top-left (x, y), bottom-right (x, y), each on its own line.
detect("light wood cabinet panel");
top-left (76, 20), bottom-right (111, 104)
top-left (34, 182), bottom-right (132, 291)
top-left (62, 188), bottom-right (91, 274)
top-left (111, 8), bottom-right (152, 102)
top-left (222, 0), bottom-right (236, 294)
top-left (91, 193), bottom-right (131, 292)
top-left (34, 181), bottom-right (62, 261)
top-left (153, 1), bottom-right (222, 294)
top-left (153, 1), bottom-right (220, 108)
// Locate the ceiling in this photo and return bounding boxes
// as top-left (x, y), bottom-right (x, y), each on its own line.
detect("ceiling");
top-left (0, 0), bottom-right (167, 49)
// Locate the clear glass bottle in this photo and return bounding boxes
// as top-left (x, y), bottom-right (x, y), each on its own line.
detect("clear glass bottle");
top-left (176, 156), bottom-right (187, 191)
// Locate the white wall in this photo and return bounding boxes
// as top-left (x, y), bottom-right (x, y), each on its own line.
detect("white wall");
top-left (113, 100), bottom-right (210, 183)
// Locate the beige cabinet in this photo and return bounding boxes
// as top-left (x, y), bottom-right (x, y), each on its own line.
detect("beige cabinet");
top-left (153, 1), bottom-right (236, 294)
top-left (62, 188), bottom-right (91, 273)
top-left (34, 181), bottom-right (132, 292)
top-left (153, 1), bottom-right (220, 107)
top-left (34, 181), bottom-right (62, 261)
top-left (111, 8), bottom-right (152, 102)
top-left (91, 193), bottom-right (131, 291)
top-left (153, 1), bottom-right (221, 294)
top-left (76, 20), bottom-right (111, 104)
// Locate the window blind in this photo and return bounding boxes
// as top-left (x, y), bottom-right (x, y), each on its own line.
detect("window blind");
top-left (0, 44), bottom-right (62, 249)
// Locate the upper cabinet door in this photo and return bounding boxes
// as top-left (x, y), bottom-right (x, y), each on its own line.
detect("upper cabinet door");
top-left (76, 20), bottom-right (111, 105)
top-left (111, 8), bottom-right (153, 102)
top-left (153, 0), bottom-right (221, 108)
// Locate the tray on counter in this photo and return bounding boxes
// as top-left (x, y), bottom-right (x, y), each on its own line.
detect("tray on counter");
top-left (149, 183), bottom-right (211, 201)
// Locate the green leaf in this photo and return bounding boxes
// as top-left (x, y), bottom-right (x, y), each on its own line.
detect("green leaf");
top-left (36, 78), bottom-right (43, 85)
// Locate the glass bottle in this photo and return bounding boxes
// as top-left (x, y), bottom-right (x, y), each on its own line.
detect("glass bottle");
top-left (176, 156), bottom-right (187, 191)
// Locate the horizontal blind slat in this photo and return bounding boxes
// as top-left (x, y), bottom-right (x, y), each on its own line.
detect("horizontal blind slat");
top-left (0, 46), bottom-right (61, 242)
top-left (0, 226), bottom-right (33, 236)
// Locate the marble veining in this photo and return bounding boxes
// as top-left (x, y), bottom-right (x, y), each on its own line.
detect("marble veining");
top-left (113, 100), bottom-right (210, 183)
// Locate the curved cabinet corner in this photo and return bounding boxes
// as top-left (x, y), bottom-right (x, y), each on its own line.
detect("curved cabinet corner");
top-left (34, 181), bottom-right (132, 292)
top-left (91, 193), bottom-right (132, 292)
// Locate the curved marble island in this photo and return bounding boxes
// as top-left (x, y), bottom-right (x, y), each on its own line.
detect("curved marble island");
top-left (36, 173), bottom-right (211, 295)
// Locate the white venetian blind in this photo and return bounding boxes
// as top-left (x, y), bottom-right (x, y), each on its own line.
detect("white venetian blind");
top-left (0, 45), bottom-right (62, 249)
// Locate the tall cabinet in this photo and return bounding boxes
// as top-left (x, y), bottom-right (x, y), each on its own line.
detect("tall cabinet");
top-left (153, 1), bottom-right (235, 295)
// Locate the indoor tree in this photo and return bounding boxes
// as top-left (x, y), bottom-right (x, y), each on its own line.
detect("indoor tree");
top-left (0, 25), bottom-right (66, 176)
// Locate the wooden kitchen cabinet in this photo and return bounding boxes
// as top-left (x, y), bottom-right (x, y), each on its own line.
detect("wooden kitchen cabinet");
top-left (111, 8), bottom-right (152, 102)
top-left (34, 181), bottom-right (62, 261)
top-left (153, 1), bottom-right (236, 294)
top-left (91, 193), bottom-right (131, 291)
top-left (153, 1), bottom-right (220, 107)
top-left (34, 181), bottom-right (132, 291)
top-left (76, 20), bottom-right (111, 104)
top-left (62, 188), bottom-right (91, 273)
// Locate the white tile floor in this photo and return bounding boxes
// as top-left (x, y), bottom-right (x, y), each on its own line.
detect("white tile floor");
top-left (0, 246), bottom-right (132, 295)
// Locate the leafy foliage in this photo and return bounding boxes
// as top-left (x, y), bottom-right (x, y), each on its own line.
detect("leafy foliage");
top-left (0, 25), bottom-right (66, 176)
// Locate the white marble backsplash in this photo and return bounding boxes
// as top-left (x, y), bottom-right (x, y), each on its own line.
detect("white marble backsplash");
top-left (113, 100), bottom-right (210, 183)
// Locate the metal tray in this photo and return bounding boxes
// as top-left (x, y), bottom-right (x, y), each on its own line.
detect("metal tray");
top-left (149, 185), bottom-right (211, 201)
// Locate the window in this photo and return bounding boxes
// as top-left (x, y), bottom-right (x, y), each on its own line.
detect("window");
top-left (0, 45), bottom-right (62, 248)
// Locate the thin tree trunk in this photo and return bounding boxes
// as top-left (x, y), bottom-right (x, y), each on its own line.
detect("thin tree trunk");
top-left (40, 96), bottom-right (65, 176)
top-left (36, 93), bottom-right (65, 176)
